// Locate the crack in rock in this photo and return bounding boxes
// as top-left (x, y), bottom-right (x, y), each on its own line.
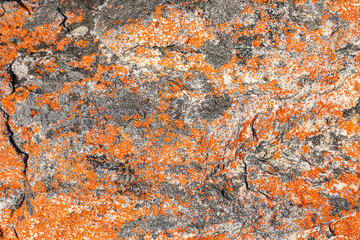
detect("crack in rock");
top-left (3, 0), bottom-right (31, 15)
top-left (57, 6), bottom-right (70, 33)
top-left (7, 61), bottom-right (18, 94)
top-left (0, 105), bottom-right (29, 239)
top-left (0, 107), bottom-right (29, 177)
top-left (243, 159), bottom-right (275, 202)
top-left (13, 227), bottom-right (20, 240)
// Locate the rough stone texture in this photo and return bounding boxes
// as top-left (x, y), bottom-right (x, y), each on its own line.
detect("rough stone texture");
top-left (0, 0), bottom-right (359, 239)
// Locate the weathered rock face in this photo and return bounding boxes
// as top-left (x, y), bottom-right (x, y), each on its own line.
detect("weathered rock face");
top-left (0, 0), bottom-right (359, 239)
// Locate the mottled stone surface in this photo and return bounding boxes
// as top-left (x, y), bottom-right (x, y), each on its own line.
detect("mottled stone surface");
top-left (0, 0), bottom-right (359, 239)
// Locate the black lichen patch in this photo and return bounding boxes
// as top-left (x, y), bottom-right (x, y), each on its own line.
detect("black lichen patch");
top-left (305, 134), bottom-right (324, 147)
top-left (200, 41), bottom-right (232, 69)
top-left (198, 93), bottom-right (233, 121)
top-left (328, 196), bottom-right (351, 216)
top-left (235, 35), bottom-right (255, 65)
top-left (87, 155), bottom-right (125, 171)
top-left (342, 98), bottom-right (360, 120)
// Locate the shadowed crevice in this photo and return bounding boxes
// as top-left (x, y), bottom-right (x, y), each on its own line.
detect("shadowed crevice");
top-left (13, 227), bottom-right (20, 240)
top-left (0, 106), bottom-right (29, 239)
top-left (57, 6), bottom-right (70, 33)
top-left (7, 61), bottom-right (18, 94)
top-left (0, 90), bottom-right (31, 240)
top-left (329, 224), bottom-right (336, 237)
top-left (0, 107), bottom-right (29, 177)
top-left (243, 159), bottom-right (275, 202)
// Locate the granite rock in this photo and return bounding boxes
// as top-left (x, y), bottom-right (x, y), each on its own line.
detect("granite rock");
top-left (0, 0), bottom-right (359, 239)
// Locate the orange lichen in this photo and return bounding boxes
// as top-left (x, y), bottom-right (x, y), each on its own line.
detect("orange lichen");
top-left (66, 10), bottom-right (84, 25)
top-left (1, 0), bottom-right (360, 239)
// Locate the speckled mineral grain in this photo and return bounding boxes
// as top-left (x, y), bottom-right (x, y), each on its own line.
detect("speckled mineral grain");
top-left (0, 0), bottom-right (359, 239)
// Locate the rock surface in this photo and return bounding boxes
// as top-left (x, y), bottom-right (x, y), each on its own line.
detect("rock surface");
top-left (0, 0), bottom-right (359, 239)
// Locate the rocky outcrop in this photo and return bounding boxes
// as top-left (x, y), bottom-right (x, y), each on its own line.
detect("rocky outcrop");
top-left (0, 0), bottom-right (359, 239)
